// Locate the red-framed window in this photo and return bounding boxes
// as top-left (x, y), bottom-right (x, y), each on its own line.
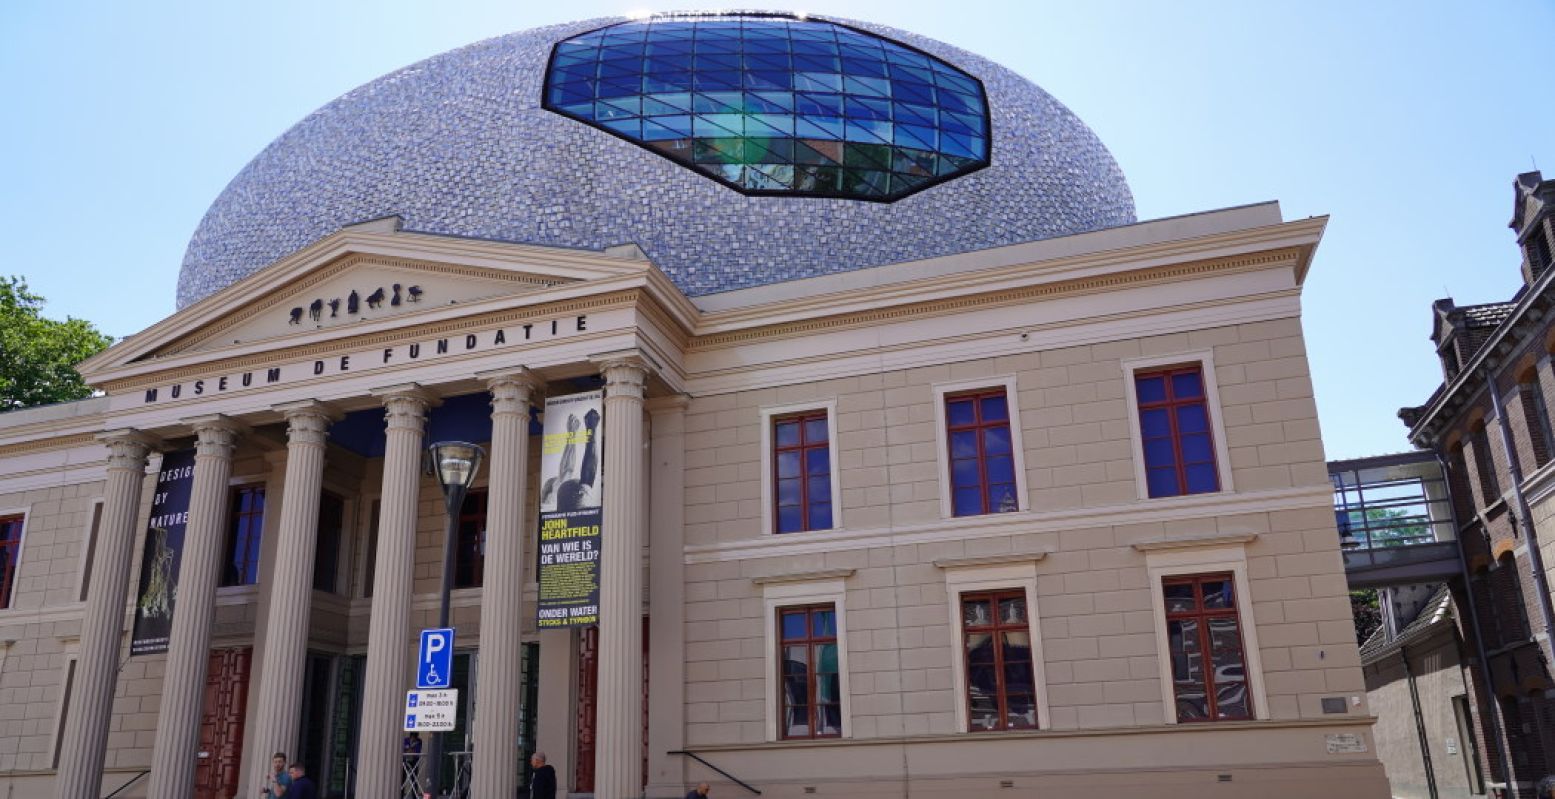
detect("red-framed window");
top-left (961, 589), bottom-right (1037, 731)
top-left (773, 411), bottom-right (832, 533)
top-left (454, 490), bottom-right (488, 589)
top-left (777, 604), bottom-right (841, 739)
top-left (1135, 365), bottom-right (1220, 498)
top-left (0, 514), bottom-right (24, 609)
top-left (222, 486), bottom-right (266, 587)
top-left (1162, 573), bottom-right (1252, 722)
top-left (945, 389), bottom-right (1018, 517)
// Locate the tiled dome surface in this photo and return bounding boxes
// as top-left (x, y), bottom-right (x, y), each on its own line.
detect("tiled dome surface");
top-left (177, 13), bottom-right (1135, 308)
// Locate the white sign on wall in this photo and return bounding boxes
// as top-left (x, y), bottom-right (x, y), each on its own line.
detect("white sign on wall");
top-left (1325, 733), bottom-right (1368, 754)
top-left (404, 689), bottom-right (459, 732)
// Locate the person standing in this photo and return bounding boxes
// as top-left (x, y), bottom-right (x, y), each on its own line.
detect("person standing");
top-left (685, 782), bottom-right (711, 798)
top-left (260, 752), bottom-right (291, 797)
top-left (529, 752), bottom-right (557, 799)
top-left (286, 763), bottom-right (318, 799)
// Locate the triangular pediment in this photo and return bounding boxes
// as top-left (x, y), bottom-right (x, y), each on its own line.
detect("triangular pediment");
top-left (162, 253), bottom-right (567, 355)
top-left (78, 226), bottom-right (656, 381)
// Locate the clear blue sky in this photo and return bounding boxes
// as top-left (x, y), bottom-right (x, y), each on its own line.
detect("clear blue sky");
top-left (3, 1), bottom-right (1551, 459)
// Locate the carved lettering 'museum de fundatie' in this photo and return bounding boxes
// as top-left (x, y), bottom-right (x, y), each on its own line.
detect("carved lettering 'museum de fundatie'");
top-left (0, 11), bottom-right (1388, 799)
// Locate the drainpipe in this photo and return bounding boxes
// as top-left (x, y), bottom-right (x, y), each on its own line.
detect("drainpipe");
top-left (1401, 644), bottom-right (1440, 799)
top-left (1437, 451), bottom-right (1516, 797)
top-left (1485, 372), bottom-right (1555, 658)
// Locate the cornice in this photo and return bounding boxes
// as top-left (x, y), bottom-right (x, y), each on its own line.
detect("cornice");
top-left (97, 290), bottom-right (642, 393)
top-left (932, 551), bottom-right (1051, 569)
top-left (689, 249), bottom-right (1302, 351)
top-left (0, 431), bottom-right (99, 459)
top-left (1132, 532), bottom-right (1259, 552)
top-left (750, 568), bottom-right (856, 585)
top-left (685, 485), bottom-right (1327, 564)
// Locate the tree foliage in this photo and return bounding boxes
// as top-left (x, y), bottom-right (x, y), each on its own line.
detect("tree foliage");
top-left (0, 276), bottom-right (113, 410)
top-left (1351, 588), bottom-right (1383, 644)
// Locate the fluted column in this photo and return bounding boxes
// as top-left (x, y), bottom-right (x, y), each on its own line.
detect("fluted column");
top-left (57, 431), bottom-right (156, 799)
top-left (471, 369), bottom-right (543, 797)
top-left (244, 402), bottom-right (337, 783)
top-left (356, 387), bottom-right (433, 798)
top-left (147, 417), bottom-right (241, 797)
top-left (593, 354), bottom-right (650, 799)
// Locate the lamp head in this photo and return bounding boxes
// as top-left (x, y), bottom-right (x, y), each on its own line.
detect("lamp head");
top-left (426, 441), bottom-right (484, 494)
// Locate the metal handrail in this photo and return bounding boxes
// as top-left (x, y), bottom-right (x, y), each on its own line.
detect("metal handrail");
top-left (102, 769), bottom-right (150, 798)
top-left (669, 750), bottom-right (761, 795)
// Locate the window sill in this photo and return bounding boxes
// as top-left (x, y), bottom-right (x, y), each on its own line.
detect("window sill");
top-left (1131, 532), bottom-right (1257, 552)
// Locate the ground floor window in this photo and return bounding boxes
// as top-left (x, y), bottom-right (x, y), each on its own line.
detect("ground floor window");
top-left (961, 589), bottom-right (1038, 731)
top-left (1163, 573), bottom-right (1252, 721)
top-left (778, 604), bottom-right (842, 739)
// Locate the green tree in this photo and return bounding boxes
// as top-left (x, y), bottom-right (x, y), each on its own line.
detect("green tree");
top-left (1351, 588), bottom-right (1383, 644)
top-left (0, 276), bottom-right (113, 410)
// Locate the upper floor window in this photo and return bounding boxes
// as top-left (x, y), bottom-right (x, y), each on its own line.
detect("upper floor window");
top-left (946, 389), bottom-right (1018, 516)
top-left (1135, 365), bottom-right (1220, 498)
top-left (222, 486), bottom-right (265, 587)
top-left (961, 589), bottom-right (1037, 731)
top-left (777, 604), bottom-right (841, 740)
top-left (773, 412), bottom-right (832, 533)
top-left (1162, 573), bottom-right (1251, 722)
top-left (0, 514), bottom-right (25, 609)
top-left (1519, 374), bottom-right (1555, 470)
top-left (454, 490), bottom-right (488, 589)
top-left (1469, 423), bottom-right (1501, 503)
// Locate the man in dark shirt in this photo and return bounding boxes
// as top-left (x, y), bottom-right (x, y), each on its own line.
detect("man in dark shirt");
top-left (530, 752), bottom-right (557, 799)
top-left (685, 782), bottom-right (711, 799)
top-left (285, 764), bottom-right (317, 799)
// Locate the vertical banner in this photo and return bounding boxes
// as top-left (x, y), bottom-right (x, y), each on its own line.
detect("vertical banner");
top-left (131, 447), bottom-right (197, 655)
top-left (535, 390), bottom-right (604, 628)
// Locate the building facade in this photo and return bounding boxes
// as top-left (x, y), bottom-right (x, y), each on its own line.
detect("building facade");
top-left (0, 12), bottom-right (1386, 799)
top-left (1398, 170), bottom-right (1555, 798)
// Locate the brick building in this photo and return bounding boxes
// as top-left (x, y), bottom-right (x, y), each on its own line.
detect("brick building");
top-left (1399, 170), bottom-right (1555, 797)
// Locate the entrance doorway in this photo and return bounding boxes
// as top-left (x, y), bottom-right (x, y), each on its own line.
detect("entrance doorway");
top-left (194, 648), bottom-right (251, 799)
top-left (572, 619), bottom-right (648, 794)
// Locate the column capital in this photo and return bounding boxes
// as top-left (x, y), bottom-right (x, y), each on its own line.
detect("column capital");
top-left (95, 429), bottom-right (158, 470)
top-left (184, 415), bottom-right (244, 459)
top-left (372, 384), bottom-right (437, 431)
top-left (274, 401), bottom-right (341, 448)
top-left (482, 368), bottom-right (544, 412)
top-left (591, 350), bottom-right (653, 400)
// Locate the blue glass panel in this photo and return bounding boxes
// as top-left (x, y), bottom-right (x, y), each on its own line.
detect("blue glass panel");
top-left (544, 15), bottom-right (988, 199)
top-left (953, 486), bottom-right (983, 516)
top-left (950, 430), bottom-right (977, 459)
top-left (1172, 371), bottom-right (1204, 399)
top-left (808, 502), bottom-right (833, 531)
top-left (1143, 437), bottom-right (1175, 468)
top-left (1185, 463), bottom-right (1219, 494)
top-left (947, 398), bottom-right (976, 426)
top-left (806, 447), bottom-right (830, 475)
top-left (777, 477), bottom-right (801, 506)
top-left (775, 420), bottom-right (801, 447)
top-left (777, 451), bottom-right (801, 478)
top-left (1176, 404), bottom-right (1208, 434)
top-left (1147, 468), bottom-right (1180, 498)
top-left (808, 476), bottom-right (831, 502)
top-left (980, 394), bottom-right (1009, 422)
top-left (1180, 433), bottom-right (1213, 463)
top-left (952, 458), bottom-right (980, 487)
top-left (986, 455), bottom-right (1014, 484)
top-left (782, 611), bottom-right (807, 639)
top-left (983, 425), bottom-right (1011, 455)
top-left (777, 505), bottom-right (802, 533)
top-left (1140, 408), bottom-right (1171, 438)
top-left (1136, 376), bottom-right (1167, 403)
top-left (813, 609), bottom-right (837, 637)
top-left (804, 416), bottom-right (828, 442)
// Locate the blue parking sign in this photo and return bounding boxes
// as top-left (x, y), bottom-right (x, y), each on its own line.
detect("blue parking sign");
top-left (417, 627), bottom-right (454, 689)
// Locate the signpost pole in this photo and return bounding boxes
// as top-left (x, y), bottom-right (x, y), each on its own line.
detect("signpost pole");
top-left (424, 442), bottom-right (482, 799)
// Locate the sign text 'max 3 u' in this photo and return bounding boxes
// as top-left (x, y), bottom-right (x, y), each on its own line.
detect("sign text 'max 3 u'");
top-left (139, 314), bottom-right (589, 405)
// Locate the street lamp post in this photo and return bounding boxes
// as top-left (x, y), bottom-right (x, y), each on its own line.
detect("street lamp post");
top-left (424, 441), bottom-right (484, 799)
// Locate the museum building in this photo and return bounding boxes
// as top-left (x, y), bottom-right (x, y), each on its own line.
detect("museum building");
top-left (0, 12), bottom-right (1386, 799)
